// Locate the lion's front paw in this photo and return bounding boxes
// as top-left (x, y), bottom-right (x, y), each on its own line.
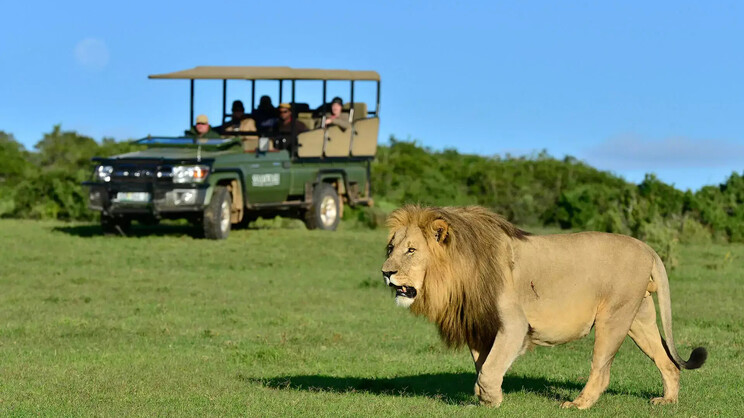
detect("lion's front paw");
top-left (476, 382), bottom-right (502, 407)
top-left (560, 398), bottom-right (593, 410)
top-left (560, 401), bottom-right (577, 409)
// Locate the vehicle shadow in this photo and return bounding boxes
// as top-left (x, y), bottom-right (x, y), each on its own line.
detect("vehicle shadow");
top-left (243, 372), bottom-right (656, 405)
top-left (51, 224), bottom-right (199, 238)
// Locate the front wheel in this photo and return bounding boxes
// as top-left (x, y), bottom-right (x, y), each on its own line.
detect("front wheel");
top-left (203, 186), bottom-right (232, 239)
top-left (304, 183), bottom-right (341, 231)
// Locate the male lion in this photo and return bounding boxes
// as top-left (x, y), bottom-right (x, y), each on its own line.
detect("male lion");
top-left (381, 205), bottom-right (706, 409)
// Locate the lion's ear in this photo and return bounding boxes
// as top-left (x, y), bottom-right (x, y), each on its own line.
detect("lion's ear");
top-left (432, 219), bottom-right (449, 244)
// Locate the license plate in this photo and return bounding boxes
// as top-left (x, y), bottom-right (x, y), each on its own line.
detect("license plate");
top-left (115, 192), bottom-right (150, 203)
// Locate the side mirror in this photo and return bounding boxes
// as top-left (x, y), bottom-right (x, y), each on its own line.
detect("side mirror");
top-left (258, 137), bottom-right (270, 152)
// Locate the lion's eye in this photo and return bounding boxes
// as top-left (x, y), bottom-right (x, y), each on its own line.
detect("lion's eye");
top-left (407, 248), bottom-right (416, 254)
top-left (387, 244), bottom-right (394, 256)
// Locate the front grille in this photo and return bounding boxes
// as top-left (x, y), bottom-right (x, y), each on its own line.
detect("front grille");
top-left (109, 161), bottom-right (173, 184)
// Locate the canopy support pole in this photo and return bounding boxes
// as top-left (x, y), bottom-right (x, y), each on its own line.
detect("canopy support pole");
top-left (222, 79), bottom-right (227, 125)
top-left (376, 81), bottom-right (381, 116)
top-left (189, 79), bottom-right (194, 126)
top-left (251, 80), bottom-right (256, 111)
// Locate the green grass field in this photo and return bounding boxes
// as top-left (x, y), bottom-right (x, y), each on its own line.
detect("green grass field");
top-left (0, 220), bottom-right (742, 416)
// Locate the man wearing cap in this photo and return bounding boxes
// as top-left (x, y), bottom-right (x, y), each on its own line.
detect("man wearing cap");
top-left (323, 97), bottom-right (351, 131)
top-left (188, 114), bottom-right (221, 139)
top-left (275, 103), bottom-right (308, 134)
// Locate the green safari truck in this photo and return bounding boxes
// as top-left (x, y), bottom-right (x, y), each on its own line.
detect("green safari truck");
top-left (84, 66), bottom-right (380, 239)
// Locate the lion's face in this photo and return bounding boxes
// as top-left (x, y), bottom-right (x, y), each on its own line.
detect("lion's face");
top-left (382, 217), bottom-right (449, 308)
top-left (382, 226), bottom-right (431, 308)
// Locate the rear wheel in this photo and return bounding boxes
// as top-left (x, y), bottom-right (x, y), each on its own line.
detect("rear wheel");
top-left (101, 214), bottom-right (131, 236)
top-left (203, 186), bottom-right (232, 239)
top-left (304, 183), bottom-right (341, 231)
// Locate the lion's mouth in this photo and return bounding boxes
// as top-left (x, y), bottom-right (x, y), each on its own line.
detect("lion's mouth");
top-left (390, 283), bottom-right (417, 298)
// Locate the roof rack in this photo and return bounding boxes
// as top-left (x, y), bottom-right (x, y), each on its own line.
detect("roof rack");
top-left (149, 66), bottom-right (380, 81)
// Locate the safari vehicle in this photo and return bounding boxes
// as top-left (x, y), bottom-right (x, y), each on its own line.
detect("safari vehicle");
top-left (84, 66), bottom-right (380, 239)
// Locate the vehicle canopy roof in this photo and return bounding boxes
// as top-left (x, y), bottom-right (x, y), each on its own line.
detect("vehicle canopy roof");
top-left (149, 66), bottom-right (380, 81)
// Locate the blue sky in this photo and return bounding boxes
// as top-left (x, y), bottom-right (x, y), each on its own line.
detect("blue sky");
top-left (2, 1), bottom-right (742, 190)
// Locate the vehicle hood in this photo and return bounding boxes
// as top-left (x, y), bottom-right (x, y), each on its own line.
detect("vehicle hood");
top-left (109, 147), bottom-right (239, 160)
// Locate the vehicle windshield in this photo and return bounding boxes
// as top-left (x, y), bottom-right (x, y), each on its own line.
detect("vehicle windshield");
top-left (136, 137), bottom-right (237, 146)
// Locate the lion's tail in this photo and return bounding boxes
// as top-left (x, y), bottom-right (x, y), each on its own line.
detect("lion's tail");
top-left (651, 252), bottom-right (707, 370)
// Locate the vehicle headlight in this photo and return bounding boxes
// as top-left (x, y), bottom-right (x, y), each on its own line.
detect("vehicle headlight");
top-left (172, 165), bottom-right (210, 183)
top-left (95, 165), bottom-right (113, 182)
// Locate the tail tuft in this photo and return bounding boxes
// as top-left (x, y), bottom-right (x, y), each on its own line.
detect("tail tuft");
top-left (684, 347), bottom-right (708, 370)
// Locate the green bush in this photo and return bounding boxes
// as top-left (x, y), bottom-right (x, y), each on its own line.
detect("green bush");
top-left (678, 216), bottom-right (712, 244)
top-left (637, 217), bottom-right (680, 269)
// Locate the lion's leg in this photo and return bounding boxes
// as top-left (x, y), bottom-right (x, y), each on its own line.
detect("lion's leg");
top-left (476, 314), bottom-right (528, 407)
top-left (470, 344), bottom-right (490, 374)
top-left (562, 303), bottom-right (639, 410)
top-left (628, 295), bottom-right (680, 405)
top-left (470, 346), bottom-right (484, 397)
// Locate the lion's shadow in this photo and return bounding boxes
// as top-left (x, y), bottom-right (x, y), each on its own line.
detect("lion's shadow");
top-left (244, 372), bottom-right (655, 405)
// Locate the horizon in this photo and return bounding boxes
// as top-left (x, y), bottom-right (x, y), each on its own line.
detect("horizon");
top-left (2, 1), bottom-right (742, 191)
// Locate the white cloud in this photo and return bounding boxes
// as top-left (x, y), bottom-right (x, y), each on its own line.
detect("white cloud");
top-left (74, 38), bottom-right (109, 70)
top-left (584, 135), bottom-right (744, 170)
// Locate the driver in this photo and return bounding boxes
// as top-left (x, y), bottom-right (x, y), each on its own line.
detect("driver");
top-left (188, 114), bottom-right (220, 139)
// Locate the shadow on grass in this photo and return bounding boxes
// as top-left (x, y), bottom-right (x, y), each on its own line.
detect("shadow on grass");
top-left (243, 372), bottom-right (657, 405)
top-left (52, 223), bottom-right (199, 238)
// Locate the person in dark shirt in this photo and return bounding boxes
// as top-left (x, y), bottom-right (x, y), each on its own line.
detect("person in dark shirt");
top-left (220, 100), bottom-right (257, 133)
top-left (275, 103), bottom-right (308, 134)
top-left (253, 95), bottom-right (278, 130)
top-left (273, 103), bottom-right (308, 151)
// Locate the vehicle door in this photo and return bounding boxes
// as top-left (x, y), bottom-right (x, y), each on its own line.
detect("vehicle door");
top-left (243, 150), bottom-right (292, 204)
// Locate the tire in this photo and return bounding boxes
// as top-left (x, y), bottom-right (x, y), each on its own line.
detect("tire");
top-left (101, 214), bottom-right (131, 236)
top-left (203, 186), bottom-right (232, 240)
top-left (304, 183), bottom-right (341, 231)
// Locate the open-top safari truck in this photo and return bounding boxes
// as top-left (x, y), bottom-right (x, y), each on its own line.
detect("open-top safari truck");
top-left (84, 66), bottom-right (380, 239)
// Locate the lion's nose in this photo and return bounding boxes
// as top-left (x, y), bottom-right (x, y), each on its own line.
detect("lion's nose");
top-left (382, 270), bottom-right (397, 284)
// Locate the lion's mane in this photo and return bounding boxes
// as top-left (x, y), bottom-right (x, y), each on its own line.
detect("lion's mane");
top-left (387, 205), bottom-right (530, 352)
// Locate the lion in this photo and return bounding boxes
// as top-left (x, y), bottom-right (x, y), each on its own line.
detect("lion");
top-left (381, 205), bottom-right (707, 409)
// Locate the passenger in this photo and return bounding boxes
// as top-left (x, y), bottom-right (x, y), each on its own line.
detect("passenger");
top-left (273, 103), bottom-right (308, 151)
top-left (253, 95), bottom-right (279, 130)
top-left (187, 114), bottom-right (220, 139)
top-left (220, 100), bottom-right (257, 134)
top-left (275, 103), bottom-right (308, 134)
top-left (323, 97), bottom-right (350, 131)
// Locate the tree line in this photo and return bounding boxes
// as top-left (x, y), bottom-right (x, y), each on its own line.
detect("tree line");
top-left (2, 127), bottom-right (742, 253)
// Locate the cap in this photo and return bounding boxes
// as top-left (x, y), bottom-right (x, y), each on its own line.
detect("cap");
top-left (196, 114), bottom-right (209, 124)
top-left (278, 103), bottom-right (291, 110)
top-left (331, 97), bottom-right (343, 106)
